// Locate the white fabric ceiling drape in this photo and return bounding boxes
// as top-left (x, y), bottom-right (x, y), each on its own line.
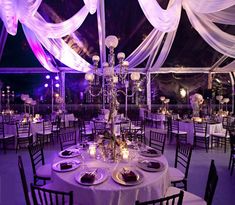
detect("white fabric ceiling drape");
top-left (24, 6), bottom-right (90, 38)
top-left (183, 1), bottom-right (235, 58)
top-left (22, 25), bottom-right (59, 72)
top-left (138, 0), bottom-right (182, 32)
top-left (0, 0), bottom-right (235, 73)
top-left (186, 0), bottom-right (235, 13)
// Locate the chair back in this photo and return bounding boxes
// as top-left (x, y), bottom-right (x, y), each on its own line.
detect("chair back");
top-left (16, 122), bottom-right (31, 138)
top-left (204, 160), bottom-right (218, 205)
top-left (78, 120), bottom-right (90, 133)
top-left (43, 120), bottom-right (52, 134)
top-left (31, 184), bottom-right (73, 205)
top-left (149, 130), bottom-right (166, 154)
top-left (135, 190), bottom-right (184, 205)
top-left (59, 130), bottom-right (77, 150)
top-left (120, 120), bottom-right (131, 134)
top-left (171, 119), bottom-right (180, 133)
top-left (28, 142), bottom-right (45, 175)
top-left (18, 156), bottom-right (31, 205)
top-left (0, 121), bottom-right (5, 137)
top-left (175, 143), bottom-right (193, 179)
top-left (93, 121), bottom-right (106, 135)
top-left (222, 117), bottom-right (229, 129)
top-left (131, 120), bottom-right (143, 128)
top-left (229, 130), bottom-right (235, 153)
top-left (124, 128), bottom-right (143, 142)
top-left (193, 121), bottom-right (208, 137)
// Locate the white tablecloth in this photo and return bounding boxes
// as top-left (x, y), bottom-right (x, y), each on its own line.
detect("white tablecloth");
top-left (5, 122), bottom-right (43, 143)
top-left (52, 147), bottom-right (170, 205)
top-left (179, 121), bottom-right (223, 144)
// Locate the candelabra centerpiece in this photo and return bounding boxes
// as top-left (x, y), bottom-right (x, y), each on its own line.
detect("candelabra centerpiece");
top-left (85, 35), bottom-right (140, 162)
top-left (1, 86), bottom-right (15, 114)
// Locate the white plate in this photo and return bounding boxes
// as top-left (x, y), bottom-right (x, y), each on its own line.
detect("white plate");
top-left (139, 149), bottom-right (161, 157)
top-left (137, 159), bottom-right (165, 172)
top-left (58, 149), bottom-right (81, 158)
top-left (52, 159), bottom-right (81, 172)
top-left (75, 167), bottom-right (108, 186)
top-left (112, 167), bottom-right (144, 186)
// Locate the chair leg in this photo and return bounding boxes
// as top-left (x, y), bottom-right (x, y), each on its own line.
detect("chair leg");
top-left (231, 159), bottom-right (234, 176)
top-left (205, 138), bottom-right (209, 152)
top-left (229, 153), bottom-right (232, 170)
top-left (183, 179), bottom-right (187, 191)
top-left (211, 136), bottom-right (213, 149)
top-left (224, 139), bottom-right (226, 153)
top-left (3, 140), bottom-right (7, 154)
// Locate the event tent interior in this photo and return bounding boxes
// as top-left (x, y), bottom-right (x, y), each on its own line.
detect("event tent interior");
top-left (0, 0), bottom-right (235, 205)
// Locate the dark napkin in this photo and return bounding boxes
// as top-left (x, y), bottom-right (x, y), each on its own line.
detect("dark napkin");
top-left (147, 162), bottom-right (161, 169)
top-left (146, 149), bottom-right (158, 154)
top-left (121, 171), bottom-right (137, 182)
top-left (61, 150), bottom-right (73, 156)
top-left (81, 173), bottom-right (95, 183)
top-left (60, 162), bottom-right (72, 170)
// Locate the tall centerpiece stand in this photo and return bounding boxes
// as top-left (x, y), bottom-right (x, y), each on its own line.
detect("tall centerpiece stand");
top-left (85, 35), bottom-right (140, 162)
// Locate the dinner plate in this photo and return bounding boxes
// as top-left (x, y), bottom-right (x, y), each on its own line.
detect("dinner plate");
top-left (139, 149), bottom-right (161, 157)
top-left (112, 167), bottom-right (144, 186)
top-left (58, 149), bottom-right (81, 158)
top-left (137, 159), bottom-right (165, 172)
top-left (75, 167), bottom-right (108, 186)
top-left (52, 159), bottom-right (81, 172)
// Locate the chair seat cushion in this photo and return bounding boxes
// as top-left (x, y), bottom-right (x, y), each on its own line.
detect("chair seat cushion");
top-left (18, 133), bottom-right (33, 138)
top-left (37, 131), bottom-right (52, 135)
top-left (165, 186), bottom-right (206, 205)
top-left (172, 130), bottom-right (187, 135)
top-left (83, 128), bottom-right (93, 135)
top-left (168, 167), bottom-right (185, 182)
top-left (212, 132), bottom-right (229, 138)
top-left (36, 164), bottom-right (52, 178)
top-left (195, 133), bottom-right (209, 138)
top-left (0, 134), bottom-right (14, 139)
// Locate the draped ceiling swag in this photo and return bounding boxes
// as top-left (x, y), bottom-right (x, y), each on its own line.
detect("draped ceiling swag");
top-left (0, 0), bottom-right (235, 74)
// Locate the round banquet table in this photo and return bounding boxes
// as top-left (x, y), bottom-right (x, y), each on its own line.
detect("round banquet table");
top-left (51, 146), bottom-right (170, 205)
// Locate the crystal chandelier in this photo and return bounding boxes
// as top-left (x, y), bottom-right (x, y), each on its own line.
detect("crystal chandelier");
top-left (85, 35), bottom-right (141, 116)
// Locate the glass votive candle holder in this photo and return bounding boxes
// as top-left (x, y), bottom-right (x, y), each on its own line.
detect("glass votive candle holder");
top-left (122, 148), bottom-right (129, 161)
top-left (89, 144), bottom-right (96, 158)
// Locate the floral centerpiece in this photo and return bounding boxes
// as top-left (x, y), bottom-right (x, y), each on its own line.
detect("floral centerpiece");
top-left (159, 96), bottom-right (170, 114)
top-left (190, 93), bottom-right (204, 117)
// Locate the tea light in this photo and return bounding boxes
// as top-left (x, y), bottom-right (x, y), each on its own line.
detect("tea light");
top-left (89, 144), bottom-right (96, 157)
top-left (122, 148), bottom-right (129, 160)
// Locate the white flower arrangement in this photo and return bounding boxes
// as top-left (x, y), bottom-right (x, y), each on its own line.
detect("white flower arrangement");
top-left (55, 96), bottom-right (64, 104)
top-left (190, 93), bottom-right (204, 117)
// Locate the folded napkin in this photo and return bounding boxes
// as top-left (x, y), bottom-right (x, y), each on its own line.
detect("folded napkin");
top-left (60, 162), bottom-right (72, 170)
top-left (81, 173), bottom-right (95, 183)
top-left (121, 170), bottom-right (137, 182)
top-left (61, 150), bottom-right (72, 156)
top-left (146, 149), bottom-right (158, 154)
top-left (147, 162), bottom-right (161, 169)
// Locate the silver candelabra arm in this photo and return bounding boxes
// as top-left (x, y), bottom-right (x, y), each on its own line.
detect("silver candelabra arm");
top-left (116, 89), bottom-right (137, 98)
top-left (88, 86), bottom-right (103, 97)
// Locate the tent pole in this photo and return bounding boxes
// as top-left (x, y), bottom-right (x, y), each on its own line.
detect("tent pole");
top-left (60, 71), bottom-right (66, 112)
top-left (229, 72), bottom-right (234, 114)
top-left (146, 72), bottom-right (151, 111)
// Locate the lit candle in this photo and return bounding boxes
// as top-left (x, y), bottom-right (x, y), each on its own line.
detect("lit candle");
top-left (122, 148), bottom-right (129, 161)
top-left (89, 144), bottom-right (96, 157)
